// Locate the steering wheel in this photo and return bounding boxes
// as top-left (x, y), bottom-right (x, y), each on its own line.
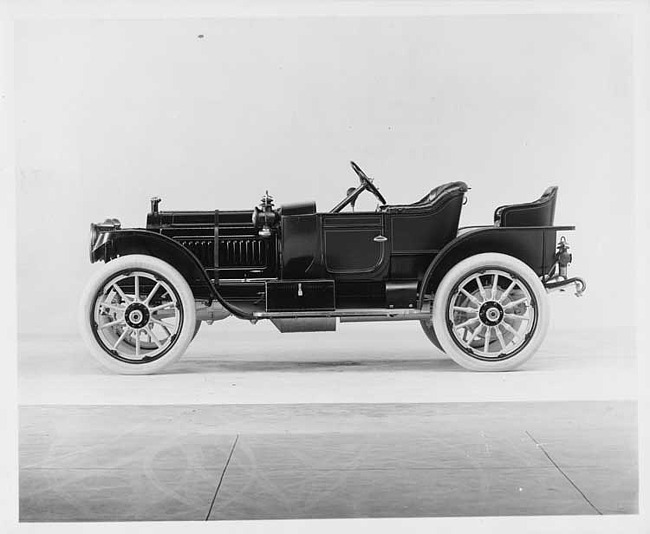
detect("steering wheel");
top-left (350, 161), bottom-right (387, 205)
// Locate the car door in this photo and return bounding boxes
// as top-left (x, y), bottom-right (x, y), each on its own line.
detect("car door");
top-left (320, 213), bottom-right (389, 279)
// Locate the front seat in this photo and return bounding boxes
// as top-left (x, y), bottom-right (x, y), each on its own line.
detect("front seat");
top-left (381, 181), bottom-right (469, 212)
top-left (379, 181), bottom-right (469, 257)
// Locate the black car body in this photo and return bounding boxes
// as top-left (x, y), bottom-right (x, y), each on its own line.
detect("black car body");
top-left (81, 162), bottom-right (585, 373)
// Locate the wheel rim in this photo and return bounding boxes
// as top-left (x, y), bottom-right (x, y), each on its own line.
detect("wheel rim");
top-left (91, 269), bottom-right (184, 364)
top-left (445, 268), bottom-right (538, 361)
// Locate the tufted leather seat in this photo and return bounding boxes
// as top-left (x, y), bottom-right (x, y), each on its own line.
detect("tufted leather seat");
top-left (494, 186), bottom-right (558, 227)
top-left (381, 181), bottom-right (469, 213)
top-left (380, 181), bottom-right (469, 258)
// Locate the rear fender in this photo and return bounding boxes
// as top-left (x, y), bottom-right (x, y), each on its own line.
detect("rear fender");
top-left (417, 226), bottom-right (574, 307)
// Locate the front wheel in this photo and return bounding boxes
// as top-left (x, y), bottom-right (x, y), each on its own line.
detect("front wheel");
top-left (432, 253), bottom-right (549, 371)
top-left (79, 255), bottom-right (197, 374)
top-left (120, 319), bottom-right (202, 350)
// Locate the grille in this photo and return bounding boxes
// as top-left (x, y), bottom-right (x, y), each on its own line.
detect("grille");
top-left (219, 237), bottom-right (268, 267)
top-left (177, 239), bottom-right (214, 267)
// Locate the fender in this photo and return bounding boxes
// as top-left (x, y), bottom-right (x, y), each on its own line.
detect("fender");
top-left (417, 225), bottom-right (575, 307)
top-left (90, 229), bottom-right (253, 319)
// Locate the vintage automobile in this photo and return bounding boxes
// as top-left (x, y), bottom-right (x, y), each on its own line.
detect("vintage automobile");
top-left (80, 161), bottom-right (586, 374)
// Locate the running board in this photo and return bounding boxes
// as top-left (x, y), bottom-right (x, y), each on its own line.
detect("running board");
top-left (253, 308), bottom-right (430, 322)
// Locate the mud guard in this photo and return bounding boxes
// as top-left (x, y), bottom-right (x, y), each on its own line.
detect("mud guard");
top-left (90, 229), bottom-right (253, 319)
top-left (417, 225), bottom-right (575, 308)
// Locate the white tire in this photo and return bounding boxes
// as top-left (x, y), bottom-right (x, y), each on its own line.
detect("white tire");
top-left (432, 253), bottom-right (549, 371)
top-left (121, 319), bottom-right (202, 350)
top-left (419, 319), bottom-right (445, 354)
top-left (79, 255), bottom-right (197, 374)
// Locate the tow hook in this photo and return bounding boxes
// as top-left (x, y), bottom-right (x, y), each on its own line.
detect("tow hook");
top-left (545, 277), bottom-right (586, 297)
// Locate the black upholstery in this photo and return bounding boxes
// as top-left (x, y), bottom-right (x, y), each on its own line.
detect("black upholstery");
top-left (494, 186), bottom-right (558, 227)
top-left (381, 181), bottom-right (469, 213)
top-left (383, 181), bottom-right (469, 264)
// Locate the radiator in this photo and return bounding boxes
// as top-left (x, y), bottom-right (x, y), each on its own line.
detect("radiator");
top-left (219, 237), bottom-right (268, 267)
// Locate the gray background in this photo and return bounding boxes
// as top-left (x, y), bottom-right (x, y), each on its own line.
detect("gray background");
top-left (16, 15), bottom-right (634, 336)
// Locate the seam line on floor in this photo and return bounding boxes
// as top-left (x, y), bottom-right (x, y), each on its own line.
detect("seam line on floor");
top-left (205, 434), bottom-right (239, 521)
top-left (525, 430), bottom-right (602, 515)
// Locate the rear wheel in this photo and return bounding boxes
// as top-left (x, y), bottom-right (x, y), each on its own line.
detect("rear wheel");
top-left (419, 319), bottom-right (444, 353)
top-left (192, 320), bottom-right (202, 339)
top-left (432, 253), bottom-right (549, 371)
top-left (79, 255), bottom-right (197, 374)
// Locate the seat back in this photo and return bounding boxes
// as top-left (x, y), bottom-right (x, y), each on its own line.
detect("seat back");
top-left (383, 181), bottom-right (469, 213)
top-left (493, 186), bottom-right (558, 227)
top-left (383, 182), bottom-right (468, 279)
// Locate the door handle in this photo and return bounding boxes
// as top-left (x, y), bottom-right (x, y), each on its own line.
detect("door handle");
top-left (373, 235), bottom-right (388, 242)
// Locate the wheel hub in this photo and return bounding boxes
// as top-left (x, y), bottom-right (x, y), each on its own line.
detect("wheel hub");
top-left (124, 302), bottom-right (150, 329)
top-left (479, 301), bottom-right (504, 327)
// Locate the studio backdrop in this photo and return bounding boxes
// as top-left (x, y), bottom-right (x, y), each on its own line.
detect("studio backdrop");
top-left (15, 15), bottom-right (634, 336)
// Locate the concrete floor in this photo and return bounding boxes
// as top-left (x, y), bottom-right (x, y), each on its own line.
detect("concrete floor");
top-left (18, 323), bottom-right (637, 405)
top-left (19, 401), bottom-right (637, 521)
top-left (17, 324), bottom-right (638, 521)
